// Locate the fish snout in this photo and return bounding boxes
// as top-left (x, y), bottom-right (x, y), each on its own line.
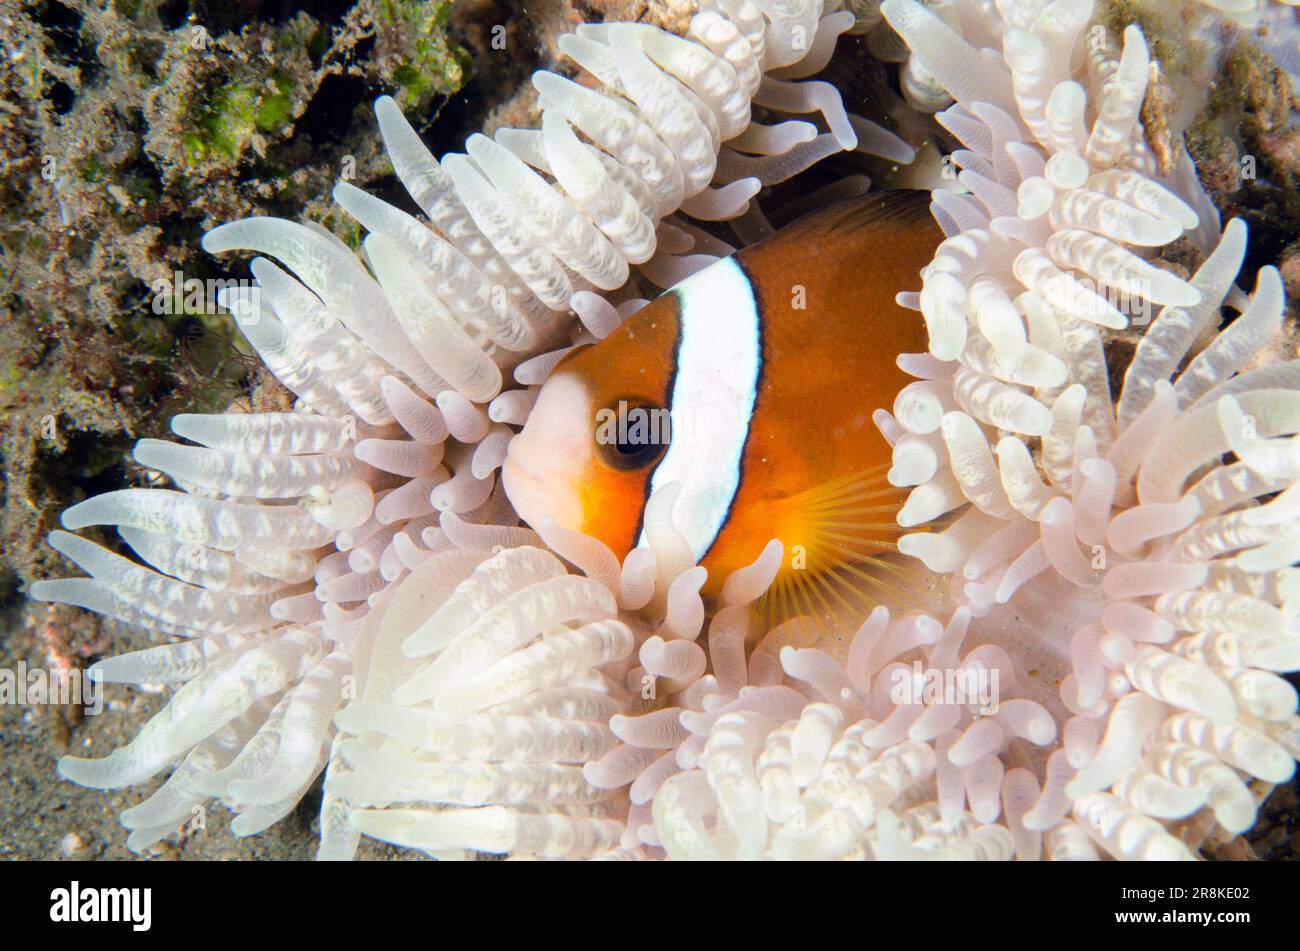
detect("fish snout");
top-left (502, 433), bottom-right (586, 535)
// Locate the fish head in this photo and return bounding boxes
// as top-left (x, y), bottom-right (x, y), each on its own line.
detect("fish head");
top-left (503, 300), bottom-right (677, 560)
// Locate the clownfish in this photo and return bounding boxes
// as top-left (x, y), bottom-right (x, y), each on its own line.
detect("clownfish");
top-left (503, 190), bottom-right (944, 623)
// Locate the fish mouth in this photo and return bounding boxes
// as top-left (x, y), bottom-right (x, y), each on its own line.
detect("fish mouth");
top-left (502, 439), bottom-right (584, 534)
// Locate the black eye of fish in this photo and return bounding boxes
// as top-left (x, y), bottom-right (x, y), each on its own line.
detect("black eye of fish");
top-left (594, 399), bottom-right (670, 471)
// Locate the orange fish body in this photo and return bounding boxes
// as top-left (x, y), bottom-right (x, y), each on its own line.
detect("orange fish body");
top-left (504, 191), bottom-right (943, 610)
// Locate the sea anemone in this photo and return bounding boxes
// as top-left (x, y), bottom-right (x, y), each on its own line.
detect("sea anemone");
top-left (857, 0), bottom-right (1299, 857)
top-left (327, 497), bottom-right (786, 859)
top-left (33, 0), bottom-right (1299, 861)
top-left (32, 0), bottom-right (904, 857)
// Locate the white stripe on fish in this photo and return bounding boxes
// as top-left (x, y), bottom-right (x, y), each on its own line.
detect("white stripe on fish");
top-left (639, 257), bottom-right (762, 560)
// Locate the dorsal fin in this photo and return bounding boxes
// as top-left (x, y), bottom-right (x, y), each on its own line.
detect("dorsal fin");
top-left (747, 189), bottom-right (935, 252)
